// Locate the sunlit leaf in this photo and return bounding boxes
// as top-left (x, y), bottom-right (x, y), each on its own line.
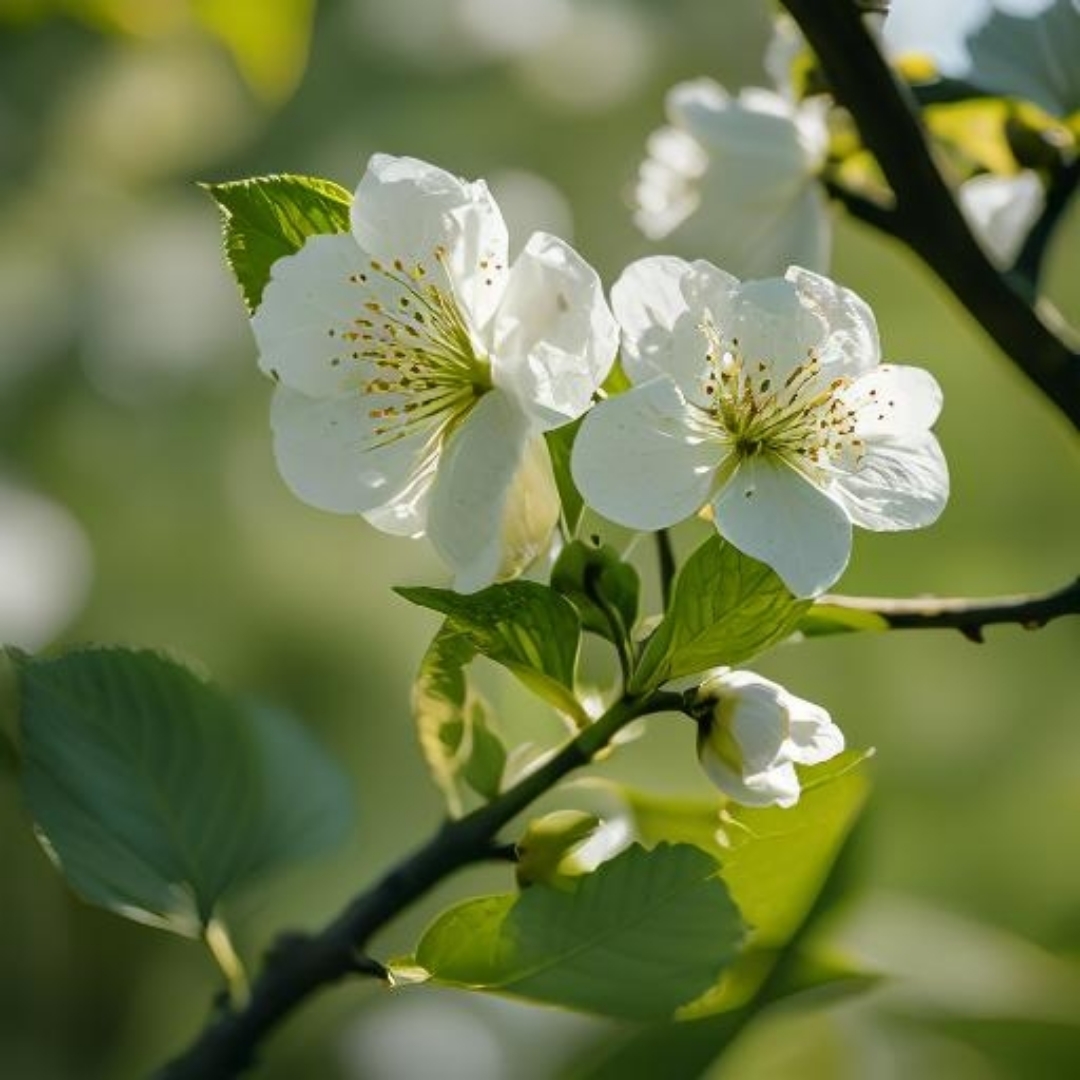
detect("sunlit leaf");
top-left (796, 602), bottom-right (890, 637)
top-left (203, 173), bottom-right (352, 313)
top-left (632, 537), bottom-right (810, 692)
top-left (193, 0), bottom-right (317, 102)
top-left (397, 581), bottom-right (585, 725)
top-left (14, 647), bottom-right (352, 937)
top-left (545, 419), bottom-right (586, 536)
top-left (414, 843), bottom-right (745, 1020)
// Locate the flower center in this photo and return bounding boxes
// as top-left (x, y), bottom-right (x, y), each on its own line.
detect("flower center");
top-left (329, 248), bottom-right (494, 448)
top-left (698, 316), bottom-right (863, 478)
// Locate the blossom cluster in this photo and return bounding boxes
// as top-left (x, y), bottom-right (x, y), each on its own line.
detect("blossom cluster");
top-left (249, 152), bottom-right (949, 806)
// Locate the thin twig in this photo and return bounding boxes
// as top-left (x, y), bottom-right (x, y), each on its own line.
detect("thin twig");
top-left (655, 529), bottom-right (677, 611)
top-left (781, 0), bottom-right (1080, 432)
top-left (155, 689), bottom-right (684, 1080)
top-left (818, 576), bottom-right (1080, 642)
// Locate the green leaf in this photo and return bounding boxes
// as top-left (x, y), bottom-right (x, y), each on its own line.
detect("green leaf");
top-left (397, 581), bottom-right (585, 724)
top-left (515, 810), bottom-right (601, 889)
top-left (14, 647), bottom-right (352, 937)
top-left (623, 751), bottom-right (872, 1014)
top-left (545, 418), bottom-right (586, 535)
top-left (632, 537), bottom-right (811, 692)
top-left (551, 539), bottom-right (639, 643)
top-left (571, 755), bottom-right (872, 1077)
top-left (203, 173), bottom-right (352, 313)
top-left (796, 601), bottom-right (890, 637)
top-left (414, 843), bottom-right (745, 1020)
top-left (412, 625), bottom-right (505, 813)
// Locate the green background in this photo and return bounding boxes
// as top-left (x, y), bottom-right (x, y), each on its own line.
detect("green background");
top-left (1, 0), bottom-right (1078, 1076)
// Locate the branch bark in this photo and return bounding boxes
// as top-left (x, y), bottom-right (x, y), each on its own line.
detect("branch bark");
top-left (819, 576), bottom-right (1080, 642)
top-left (156, 690), bottom-right (684, 1080)
top-left (782, 0), bottom-right (1080, 432)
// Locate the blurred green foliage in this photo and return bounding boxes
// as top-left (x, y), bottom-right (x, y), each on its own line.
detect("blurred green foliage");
top-left (1, 0), bottom-right (1078, 1077)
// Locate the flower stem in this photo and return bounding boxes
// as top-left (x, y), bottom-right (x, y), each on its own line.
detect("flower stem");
top-left (204, 918), bottom-right (249, 1008)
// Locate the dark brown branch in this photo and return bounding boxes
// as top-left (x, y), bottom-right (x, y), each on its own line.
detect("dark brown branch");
top-left (782, 0), bottom-right (1080, 432)
top-left (156, 690), bottom-right (683, 1080)
top-left (819, 577), bottom-right (1080, 642)
top-left (1012, 155), bottom-right (1080, 288)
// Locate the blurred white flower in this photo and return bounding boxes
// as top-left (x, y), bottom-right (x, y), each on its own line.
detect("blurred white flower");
top-left (0, 478), bottom-right (92, 650)
top-left (958, 170), bottom-right (1045, 268)
top-left (886, 0), bottom-right (1079, 117)
top-left (252, 153), bottom-right (617, 592)
top-left (695, 668), bottom-right (844, 809)
top-left (572, 259), bottom-right (949, 597)
top-left (634, 77), bottom-right (831, 277)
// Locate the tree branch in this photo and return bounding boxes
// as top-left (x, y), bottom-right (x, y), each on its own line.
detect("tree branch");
top-left (156, 689), bottom-right (685, 1080)
top-left (819, 576), bottom-right (1080, 642)
top-left (781, 0), bottom-right (1080, 432)
top-left (1012, 155), bottom-right (1080, 289)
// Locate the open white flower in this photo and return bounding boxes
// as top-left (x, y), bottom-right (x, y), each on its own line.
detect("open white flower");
top-left (634, 77), bottom-right (831, 277)
top-left (252, 154), bottom-right (618, 591)
top-left (572, 258), bottom-right (949, 597)
top-left (695, 668), bottom-right (844, 809)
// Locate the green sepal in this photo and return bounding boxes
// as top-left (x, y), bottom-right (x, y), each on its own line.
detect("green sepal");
top-left (550, 539), bottom-right (639, 645)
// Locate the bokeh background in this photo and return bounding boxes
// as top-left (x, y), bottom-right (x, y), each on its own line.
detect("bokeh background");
top-left (1, 0), bottom-right (1078, 1077)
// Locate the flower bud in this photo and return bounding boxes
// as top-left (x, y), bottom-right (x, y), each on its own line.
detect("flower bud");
top-left (694, 669), bottom-right (844, 809)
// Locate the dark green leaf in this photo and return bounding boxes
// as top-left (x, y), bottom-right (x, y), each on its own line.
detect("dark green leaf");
top-left (632, 537), bottom-right (810, 692)
top-left (203, 173), bottom-right (351, 313)
top-left (551, 539), bottom-right (639, 643)
top-left (15, 647), bottom-right (352, 936)
top-left (545, 418), bottom-right (586, 536)
top-left (414, 843), bottom-right (745, 1020)
top-left (459, 703), bottom-right (507, 802)
top-left (397, 581), bottom-right (584, 724)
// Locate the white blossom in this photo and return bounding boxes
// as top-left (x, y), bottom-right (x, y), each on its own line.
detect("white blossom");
top-left (633, 77), bottom-right (831, 277)
top-left (695, 668), bottom-right (844, 809)
top-left (251, 154), bottom-right (618, 591)
top-left (571, 259), bottom-right (949, 597)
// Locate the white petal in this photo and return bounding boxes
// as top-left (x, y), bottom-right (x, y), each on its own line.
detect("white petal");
top-left (491, 232), bottom-right (617, 428)
top-left (427, 391), bottom-right (544, 592)
top-left (251, 233), bottom-right (372, 398)
top-left (571, 378), bottom-right (723, 530)
top-left (610, 255), bottom-right (694, 384)
top-left (633, 127), bottom-right (708, 240)
top-left (829, 432), bottom-right (949, 532)
top-left (351, 154), bottom-right (510, 330)
top-left (703, 276), bottom-right (827, 385)
top-left (712, 457), bottom-right (852, 597)
top-left (269, 385), bottom-right (436, 524)
top-left (783, 696), bottom-right (845, 766)
top-left (699, 742), bottom-right (800, 808)
top-left (785, 266), bottom-right (881, 376)
top-left (492, 432), bottom-right (562, 583)
top-left (959, 171), bottom-right (1045, 269)
top-left (843, 363), bottom-right (943, 436)
top-left (724, 684), bottom-right (790, 776)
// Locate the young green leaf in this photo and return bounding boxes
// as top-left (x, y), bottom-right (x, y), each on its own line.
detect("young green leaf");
top-left (203, 173), bottom-right (351, 313)
top-left (414, 843), bottom-right (745, 1020)
top-left (551, 539), bottom-right (640, 644)
top-left (544, 418), bottom-right (586, 535)
top-left (796, 602), bottom-right (890, 637)
top-left (632, 537), bottom-right (811, 692)
top-left (14, 647), bottom-right (352, 937)
top-left (397, 581), bottom-right (585, 725)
